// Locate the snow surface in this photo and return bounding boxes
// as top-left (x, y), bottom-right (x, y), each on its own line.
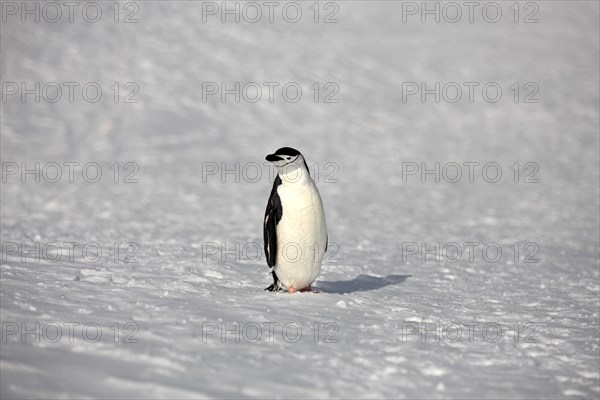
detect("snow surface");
top-left (1, 1), bottom-right (599, 398)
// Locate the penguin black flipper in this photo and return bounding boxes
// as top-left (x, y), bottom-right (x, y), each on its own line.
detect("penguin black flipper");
top-left (263, 176), bottom-right (282, 291)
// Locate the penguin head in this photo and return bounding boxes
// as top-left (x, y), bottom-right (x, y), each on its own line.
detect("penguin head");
top-left (266, 147), bottom-right (310, 177)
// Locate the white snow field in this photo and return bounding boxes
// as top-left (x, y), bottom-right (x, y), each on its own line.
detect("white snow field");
top-left (1, 1), bottom-right (599, 398)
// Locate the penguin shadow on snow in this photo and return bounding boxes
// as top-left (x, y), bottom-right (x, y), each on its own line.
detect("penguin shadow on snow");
top-left (315, 274), bottom-right (411, 294)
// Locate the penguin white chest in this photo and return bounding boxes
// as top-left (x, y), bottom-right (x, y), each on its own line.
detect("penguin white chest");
top-left (275, 180), bottom-right (327, 290)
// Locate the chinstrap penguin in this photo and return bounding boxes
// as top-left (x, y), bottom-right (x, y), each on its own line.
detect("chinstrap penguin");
top-left (263, 147), bottom-right (328, 293)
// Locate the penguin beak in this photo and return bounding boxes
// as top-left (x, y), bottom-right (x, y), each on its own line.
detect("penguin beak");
top-left (266, 154), bottom-right (283, 162)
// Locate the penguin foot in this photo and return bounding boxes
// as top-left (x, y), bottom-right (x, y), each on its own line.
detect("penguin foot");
top-left (287, 285), bottom-right (318, 294)
top-left (264, 283), bottom-right (281, 291)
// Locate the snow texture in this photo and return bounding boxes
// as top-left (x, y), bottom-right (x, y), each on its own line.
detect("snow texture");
top-left (1, 1), bottom-right (599, 399)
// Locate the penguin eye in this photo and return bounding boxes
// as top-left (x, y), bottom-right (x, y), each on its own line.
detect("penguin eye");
top-left (286, 157), bottom-right (291, 160)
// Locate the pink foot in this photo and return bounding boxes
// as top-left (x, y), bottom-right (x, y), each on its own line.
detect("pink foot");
top-left (288, 287), bottom-right (297, 294)
top-left (300, 285), bottom-right (319, 293)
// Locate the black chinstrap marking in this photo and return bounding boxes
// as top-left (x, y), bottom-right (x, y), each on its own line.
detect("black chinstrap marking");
top-left (267, 154), bottom-right (310, 177)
